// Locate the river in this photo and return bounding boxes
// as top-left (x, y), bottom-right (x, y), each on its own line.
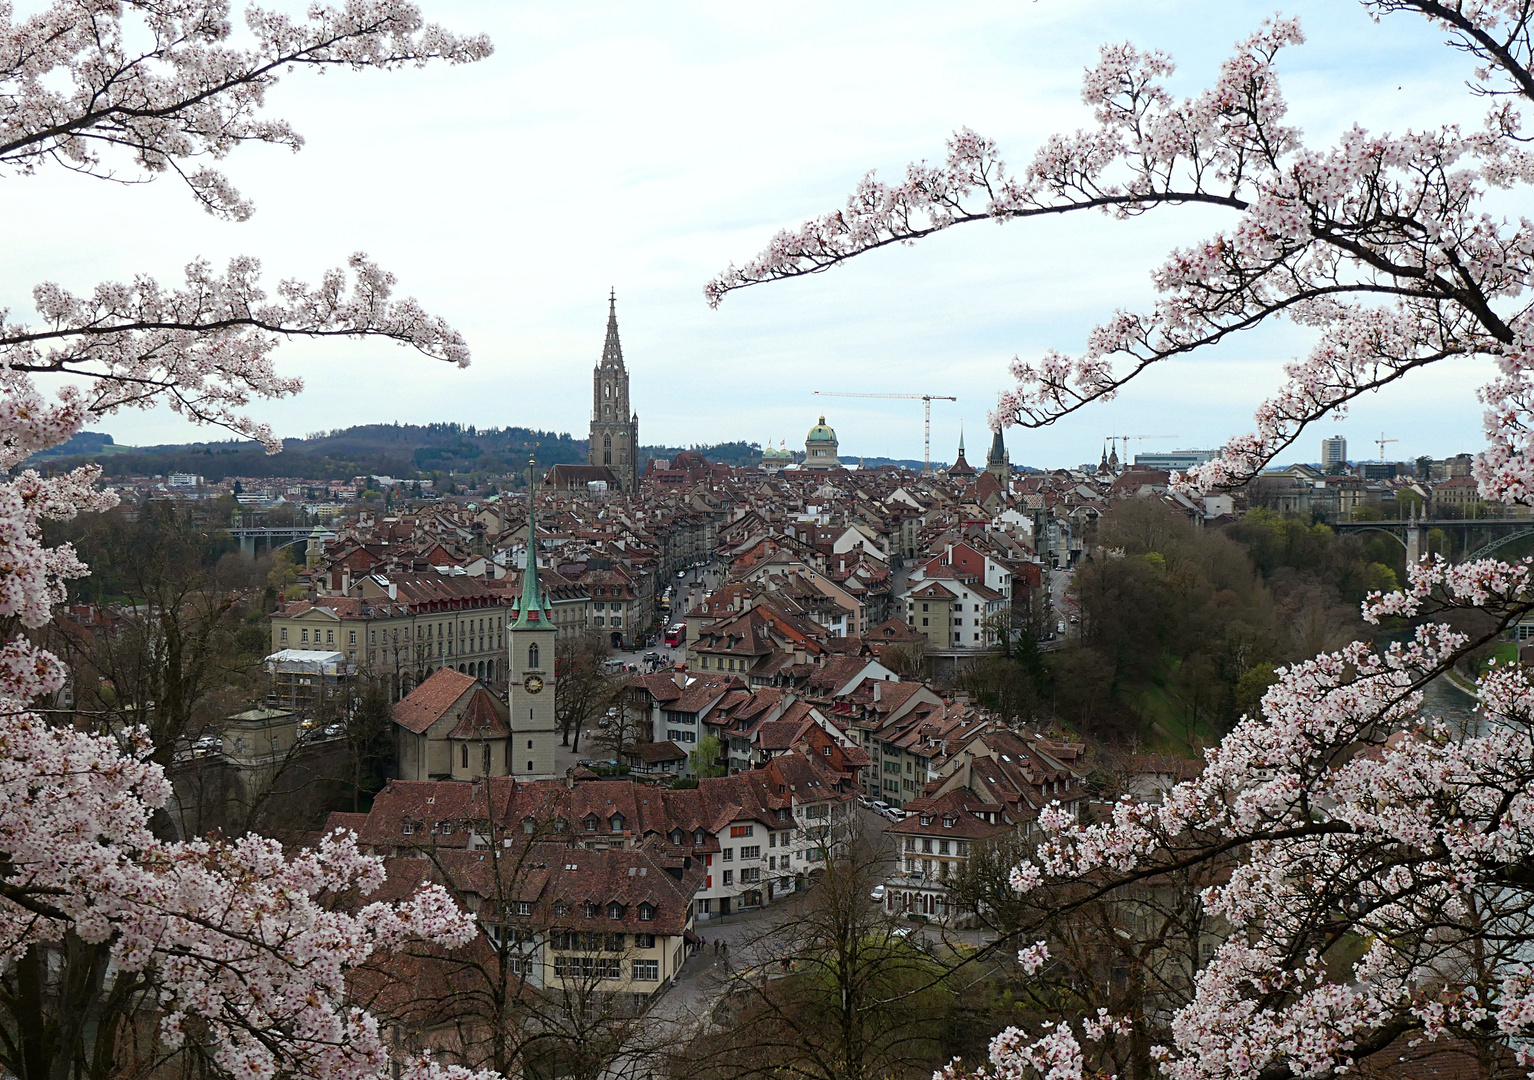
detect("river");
top-left (1420, 673), bottom-right (1480, 734)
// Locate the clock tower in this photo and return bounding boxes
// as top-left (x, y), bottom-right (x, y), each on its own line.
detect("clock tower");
top-left (508, 456), bottom-right (558, 778)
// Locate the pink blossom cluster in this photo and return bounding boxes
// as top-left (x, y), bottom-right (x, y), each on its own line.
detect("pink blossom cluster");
top-left (712, 3), bottom-right (1534, 499)
top-left (0, 687), bottom-right (479, 1080)
top-left (0, 3), bottom-right (495, 1078)
top-left (943, 557), bottom-right (1534, 1080)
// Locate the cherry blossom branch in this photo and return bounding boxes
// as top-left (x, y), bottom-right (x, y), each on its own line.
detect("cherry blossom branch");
top-left (0, 0), bottom-right (492, 219)
top-left (710, 11), bottom-right (1534, 494)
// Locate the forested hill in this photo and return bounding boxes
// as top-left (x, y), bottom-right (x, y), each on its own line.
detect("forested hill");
top-left (34, 423), bottom-right (587, 482)
top-left (30, 425), bottom-right (787, 481)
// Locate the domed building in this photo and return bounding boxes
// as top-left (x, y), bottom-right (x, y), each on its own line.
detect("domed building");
top-left (761, 442), bottom-right (794, 472)
top-left (803, 416), bottom-right (840, 470)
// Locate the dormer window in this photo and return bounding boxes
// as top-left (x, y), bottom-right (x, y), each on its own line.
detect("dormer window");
top-left (607, 902), bottom-right (624, 920)
top-left (693, 829), bottom-right (705, 846)
top-left (584, 815), bottom-right (600, 833)
top-left (638, 903), bottom-right (655, 922)
top-left (582, 902), bottom-right (599, 919)
top-left (943, 816), bottom-right (956, 828)
top-left (553, 901), bottom-right (568, 917)
top-left (436, 821), bottom-right (454, 835)
top-left (554, 817), bottom-right (567, 833)
top-left (670, 829), bottom-right (684, 845)
top-left (610, 814), bottom-right (625, 834)
top-left (919, 815), bottom-right (933, 826)
top-left (402, 821), bottom-right (416, 835)
top-left (522, 818), bottom-right (536, 835)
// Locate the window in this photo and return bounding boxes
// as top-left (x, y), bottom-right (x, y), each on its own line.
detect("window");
top-left (638, 903), bottom-right (655, 921)
top-left (436, 821), bottom-right (454, 835)
top-left (607, 902), bottom-right (624, 920)
top-left (670, 829), bottom-right (684, 845)
top-left (461, 744), bottom-right (469, 769)
top-left (301, 628), bottom-right (309, 643)
top-left (482, 744), bottom-right (491, 774)
top-left (693, 829), bottom-right (706, 846)
top-left (349, 630), bottom-right (357, 645)
top-left (636, 933), bottom-right (655, 948)
top-left (922, 839), bottom-right (933, 853)
top-left (740, 867), bottom-right (760, 883)
top-left (516, 901), bottom-right (533, 916)
top-left (609, 814), bottom-right (625, 833)
top-left (721, 849), bottom-right (732, 862)
top-left (585, 815), bottom-right (600, 833)
top-left (730, 825), bottom-right (753, 838)
top-left (528, 643), bottom-right (540, 669)
top-left (554, 817), bottom-right (567, 833)
top-left (582, 902), bottom-right (599, 919)
top-left (522, 818), bottom-right (536, 835)
top-left (722, 870), bottom-right (733, 886)
top-left (553, 901), bottom-right (568, 916)
top-left (402, 821), bottom-right (416, 835)
top-left (740, 846), bottom-right (760, 859)
top-left (280, 627), bottom-right (288, 642)
top-left (769, 832), bottom-right (777, 849)
top-left (326, 629), bottom-right (334, 644)
top-left (633, 959), bottom-right (659, 981)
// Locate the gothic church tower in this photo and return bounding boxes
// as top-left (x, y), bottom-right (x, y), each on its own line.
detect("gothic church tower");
top-left (508, 457), bottom-right (558, 778)
top-left (588, 291), bottom-right (639, 493)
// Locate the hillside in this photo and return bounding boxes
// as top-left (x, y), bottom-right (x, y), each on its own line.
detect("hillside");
top-left (31, 426), bottom-right (803, 482)
top-left (36, 424), bottom-right (586, 483)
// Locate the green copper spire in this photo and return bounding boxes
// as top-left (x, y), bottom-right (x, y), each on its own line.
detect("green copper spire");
top-left (514, 454), bottom-right (550, 628)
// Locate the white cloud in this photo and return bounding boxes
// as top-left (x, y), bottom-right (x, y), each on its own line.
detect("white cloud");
top-left (2, 0), bottom-right (1500, 465)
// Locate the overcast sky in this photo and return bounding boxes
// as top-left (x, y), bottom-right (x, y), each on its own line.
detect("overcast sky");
top-left (5, 0), bottom-right (1502, 467)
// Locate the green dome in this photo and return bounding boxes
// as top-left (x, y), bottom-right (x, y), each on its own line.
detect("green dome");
top-left (806, 416), bottom-right (838, 443)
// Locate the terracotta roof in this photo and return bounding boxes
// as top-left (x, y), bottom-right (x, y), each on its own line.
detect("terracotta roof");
top-left (446, 687), bottom-right (511, 739)
top-left (629, 741), bottom-right (687, 764)
top-left (394, 668), bottom-right (478, 735)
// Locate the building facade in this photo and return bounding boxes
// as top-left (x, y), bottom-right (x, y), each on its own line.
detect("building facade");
top-left (588, 292), bottom-right (640, 494)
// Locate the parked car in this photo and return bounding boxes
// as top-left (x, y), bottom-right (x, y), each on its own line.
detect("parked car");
top-left (885, 808), bottom-right (910, 821)
top-left (323, 723), bottom-right (344, 738)
top-left (869, 884), bottom-right (886, 902)
top-left (871, 800), bottom-right (891, 813)
top-left (891, 925), bottom-right (913, 939)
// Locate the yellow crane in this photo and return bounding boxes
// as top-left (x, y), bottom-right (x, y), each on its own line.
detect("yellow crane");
top-left (814, 391), bottom-right (958, 473)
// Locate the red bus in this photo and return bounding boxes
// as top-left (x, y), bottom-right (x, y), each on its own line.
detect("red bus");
top-left (664, 623), bottom-right (685, 648)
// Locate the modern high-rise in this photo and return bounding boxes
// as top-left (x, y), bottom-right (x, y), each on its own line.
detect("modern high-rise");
top-left (1321, 435), bottom-right (1347, 469)
top-left (588, 291), bottom-right (640, 494)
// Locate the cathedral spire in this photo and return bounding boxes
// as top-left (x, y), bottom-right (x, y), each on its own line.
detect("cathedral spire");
top-left (601, 288), bottom-right (624, 368)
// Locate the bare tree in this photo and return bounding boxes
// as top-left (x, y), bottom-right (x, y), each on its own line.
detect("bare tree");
top-left (679, 817), bottom-right (965, 1080)
top-left (554, 632), bottom-right (622, 753)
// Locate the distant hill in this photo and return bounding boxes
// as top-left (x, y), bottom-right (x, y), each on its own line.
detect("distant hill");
top-left (35, 423), bottom-right (586, 483)
top-left (33, 425), bottom-right (931, 481)
top-left (31, 431), bottom-right (117, 459)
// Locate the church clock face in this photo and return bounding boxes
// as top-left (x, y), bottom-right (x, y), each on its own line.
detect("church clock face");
top-left (523, 674), bottom-right (545, 695)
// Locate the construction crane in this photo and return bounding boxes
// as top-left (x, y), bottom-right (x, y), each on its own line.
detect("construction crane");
top-left (814, 391), bottom-right (957, 473)
top-left (1103, 434), bottom-right (1179, 464)
top-left (1375, 433), bottom-right (1398, 462)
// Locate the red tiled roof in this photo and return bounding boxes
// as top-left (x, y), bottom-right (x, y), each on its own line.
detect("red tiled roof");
top-left (394, 668), bottom-right (477, 735)
top-left (446, 687), bottom-right (511, 739)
